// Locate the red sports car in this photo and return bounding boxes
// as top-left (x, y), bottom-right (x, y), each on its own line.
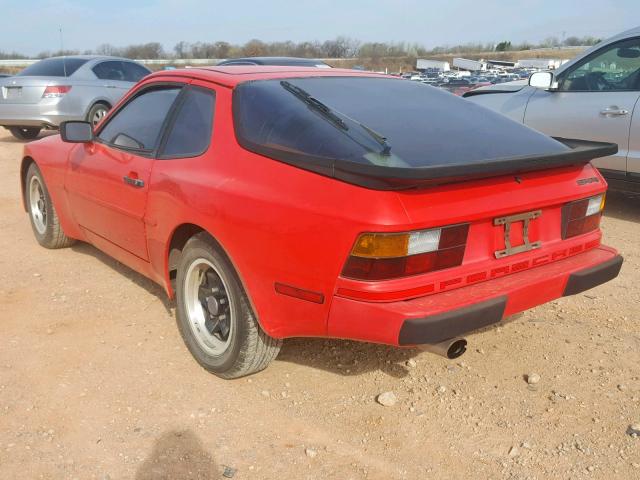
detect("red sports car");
top-left (20, 66), bottom-right (623, 378)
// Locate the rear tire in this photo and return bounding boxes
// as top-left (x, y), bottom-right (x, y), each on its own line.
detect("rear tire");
top-left (175, 233), bottom-right (282, 379)
top-left (9, 126), bottom-right (41, 141)
top-left (86, 103), bottom-right (110, 127)
top-left (25, 163), bottom-right (75, 249)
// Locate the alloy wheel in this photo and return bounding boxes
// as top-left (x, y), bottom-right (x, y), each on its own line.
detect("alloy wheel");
top-left (183, 258), bottom-right (234, 356)
top-left (29, 175), bottom-right (47, 234)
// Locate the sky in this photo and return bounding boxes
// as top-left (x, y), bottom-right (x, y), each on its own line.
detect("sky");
top-left (1, 0), bottom-right (639, 56)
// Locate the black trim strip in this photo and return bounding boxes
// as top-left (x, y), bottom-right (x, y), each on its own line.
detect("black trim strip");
top-left (398, 297), bottom-right (506, 345)
top-left (598, 168), bottom-right (627, 181)
top-left (602, 177), bottom-right (640, 193)
top-left (563, 255), bottom-right (623, 296)
top-left (462, 88), bottom-right (524, 98)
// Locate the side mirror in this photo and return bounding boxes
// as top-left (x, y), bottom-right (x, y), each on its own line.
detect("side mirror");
top-left (60, 121), bottom-right (93, 143)
top-left (529, 71), bottom-right (557, 90)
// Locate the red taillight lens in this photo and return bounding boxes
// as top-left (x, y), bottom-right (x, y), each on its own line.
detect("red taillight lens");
top-left (562, 194), bottom-right (605, 239)
top-left (42, 85), bottom-right (71, 98)
top-left (342, 224), bottom-right (469, 281)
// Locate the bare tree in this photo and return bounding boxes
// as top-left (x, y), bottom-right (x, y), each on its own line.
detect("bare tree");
top-left (242, 39), bottom-right (268, 57)
top-left (123, 42), bottom-right (164, 59)
top-left (5, 33), bottom-right (603, 63)
top-left (95, 44), bottom-right (121, 56)
top-left (174, 41), bottom-right (190, 59)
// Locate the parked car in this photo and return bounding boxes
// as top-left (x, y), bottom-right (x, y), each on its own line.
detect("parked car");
top-left (217, 56), bottom-right (331, 68)
top-left (21, 66), bottom-right (622, 378)
top-left (464, 26), bottom-right (640, 192)
top-left (0, 55), bottom-right (151, 140)
top-left (0, 73), bottom-right (11, 78)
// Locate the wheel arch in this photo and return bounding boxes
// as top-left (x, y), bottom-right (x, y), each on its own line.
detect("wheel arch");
top-left (164, 222), bottom-right (271, 333)
top-left (20, 156), bottom-right (36, 211)
top-left (83, 99), bottom-right (112, 121)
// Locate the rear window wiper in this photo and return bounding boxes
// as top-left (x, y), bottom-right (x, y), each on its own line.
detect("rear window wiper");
top-left (280, 81), bottom-right (348, 131)
top-left (280, 80), bottom-right (392, 156)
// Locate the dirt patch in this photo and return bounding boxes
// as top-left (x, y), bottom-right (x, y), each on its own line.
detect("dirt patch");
top-left (0, 130), bottom-right (638, 479)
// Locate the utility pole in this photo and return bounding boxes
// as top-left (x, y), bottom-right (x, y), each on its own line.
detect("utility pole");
top-left (60, 27), bottom-right (67, 76)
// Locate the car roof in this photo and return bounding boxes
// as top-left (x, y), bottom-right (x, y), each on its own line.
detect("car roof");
top-left (146, 66), bottom-right (388, 88)
top-left (39, 55), bottom-right (141, 62)
top-left (217, 56), bottom-right (329, 66)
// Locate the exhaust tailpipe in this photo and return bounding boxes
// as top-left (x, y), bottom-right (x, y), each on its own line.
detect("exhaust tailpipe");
top-left (419, 337), bottom-right (467, 359)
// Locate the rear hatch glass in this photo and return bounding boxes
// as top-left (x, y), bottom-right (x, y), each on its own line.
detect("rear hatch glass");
top-left (233, 76), bottom-right (586, 188)
top-left (17, 58), bottom-right (88, 77)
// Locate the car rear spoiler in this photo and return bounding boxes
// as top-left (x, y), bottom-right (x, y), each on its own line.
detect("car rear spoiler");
top-left (331, 138), bottom-right (618, 190)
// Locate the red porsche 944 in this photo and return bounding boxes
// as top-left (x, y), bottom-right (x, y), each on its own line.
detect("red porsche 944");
top-left (20, 67), bottom-right (623, 378)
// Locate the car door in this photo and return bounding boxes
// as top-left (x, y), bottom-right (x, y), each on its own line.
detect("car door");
top-left (524, 37), bottom-right (640, 175)
top-left (65, 84), bottom-right (183, 260)
top-left (91, 60), bottom-right (134, 103)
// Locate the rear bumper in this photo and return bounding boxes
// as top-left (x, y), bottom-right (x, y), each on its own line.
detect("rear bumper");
top-left (0, 103), bottom-right (77, 128)
top-left (327, 246), bottom-right (622, 346)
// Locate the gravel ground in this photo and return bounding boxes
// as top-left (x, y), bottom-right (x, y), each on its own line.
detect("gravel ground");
top-left (0, 131), bottom-right (638, 479)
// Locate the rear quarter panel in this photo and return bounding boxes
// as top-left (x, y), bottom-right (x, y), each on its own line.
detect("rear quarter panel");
top-left (145, 86), bottom-right (410, 338)
top-left (59, 82), bottom-right (116, 120)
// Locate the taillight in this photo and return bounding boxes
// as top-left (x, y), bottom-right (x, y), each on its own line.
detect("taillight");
top-left (42, 85), bottom-right (71, 98)
top-left (562, 194), bottom-right (605, 239)
top-left (342, 224), bottom-right (469, 281)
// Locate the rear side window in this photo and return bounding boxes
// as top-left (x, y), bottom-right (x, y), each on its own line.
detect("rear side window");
top-left (98, 87), bottom-right (181, 151)
top-left (92, 61), bottom-right (126, 81)
top-left (122, 62), bottom-right (151, 82)
top-left (160, 87), bottom-right (215, 157)
top-left (18, 58), bottom-right (88, 77)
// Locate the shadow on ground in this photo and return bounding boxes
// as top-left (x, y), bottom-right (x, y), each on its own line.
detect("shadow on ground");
top-left (604, 190), bottom-right (640, 223)
top-left (275, 313), bottom-right (528, 378)
top-left (276, 337), bottom-right (423, 378)
top-left (70, 242), bottom-right (174, 314)
top-left (0, 130), bottom-right (58, 144)
top-left (136, 429), bottom-right (219, 480)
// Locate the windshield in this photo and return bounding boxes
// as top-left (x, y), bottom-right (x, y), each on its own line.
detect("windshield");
top-left (233, 76), bottom-right (568, 170)
top-left (18, 58), bottom-right (88, 77)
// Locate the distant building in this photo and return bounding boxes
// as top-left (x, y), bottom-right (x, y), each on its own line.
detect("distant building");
top-left (416, 59), bottom-right (450, 72)
top-left (452, 58), bottom-right (487, 71)
top-left (518, 58), bottom-right (564, 69)
top-left (487, 59), bottom-right (517, 68)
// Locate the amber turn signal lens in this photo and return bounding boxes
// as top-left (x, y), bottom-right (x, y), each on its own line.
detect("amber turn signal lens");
top-left (351, 233), bottom-right (409, 258)
top-left (343, 224), bottom-right (469, 280)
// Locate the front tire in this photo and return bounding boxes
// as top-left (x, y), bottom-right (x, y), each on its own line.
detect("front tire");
top-left (175, 233), bottom-right (282, 379)
top-left (9, 126), bottom-right (41, 141)
top-left (25, 163), bottom-right (75, 249)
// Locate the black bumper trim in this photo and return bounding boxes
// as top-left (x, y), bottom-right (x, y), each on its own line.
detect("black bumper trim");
top-left (398, 297), bottom-right (507, 345)
top-left (563, 255), bottom-right (623, 297)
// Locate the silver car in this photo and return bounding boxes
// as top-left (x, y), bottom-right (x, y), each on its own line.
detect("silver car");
top-left (0, 55), bottom-right (150, 140)
top-left (464, 26), bottom-right (640, 192)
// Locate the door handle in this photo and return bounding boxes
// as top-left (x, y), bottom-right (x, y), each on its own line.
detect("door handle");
top-left (123, 175), bottom-right (144, 188)
top-left (104, 85), bottom-right (117, 89)
top-left (600, 106), bottom-right (629, 117)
